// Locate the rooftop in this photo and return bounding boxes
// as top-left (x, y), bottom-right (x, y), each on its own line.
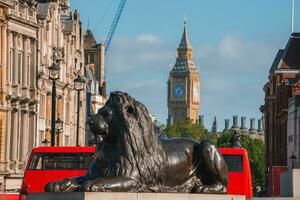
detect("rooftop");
top-left (279, 32), bottom-right (300, 69)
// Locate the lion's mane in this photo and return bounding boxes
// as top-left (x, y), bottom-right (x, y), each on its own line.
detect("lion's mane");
top-left (95, 92), bottom-right (167, 187)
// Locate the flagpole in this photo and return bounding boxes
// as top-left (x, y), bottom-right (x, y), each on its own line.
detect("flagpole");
top-left (292, 0), bottom-right (295, 33)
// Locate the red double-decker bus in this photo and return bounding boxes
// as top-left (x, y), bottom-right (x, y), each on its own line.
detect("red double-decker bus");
top-left (218, 147), bottom-right (253, 198)
top-left (14, 146), bottom-right (253, 199)
top-left (20, 147), bottom-right (95, 194)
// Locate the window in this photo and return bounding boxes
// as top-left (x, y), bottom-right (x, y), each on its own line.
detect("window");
top-left (28, 153), bottom-right (93, 170)
top-left (40, 131), bottom-right (45, 145)
top-left (85, 54), bottom-right (88, 64)
top-left (65, 102), bottom-right (70, 123)
top-left (46, 94), bottom-right (51, 120)
top-left (27, 55), bottom-right (30, 86)
top-left (65, 135), bottom-right (70, 146)
top-left (39, 94), bottom-right (45, 118)
top-left (288, 135), bottom-right (293, 143)
top-left (90, 54), bottom-right (95, 63)
top-left (18, 53), bottom-right (22, 84)
top-left (223, 155), bottom-right (243, 172)
top-left (8, 50), bottom-right (13, 81)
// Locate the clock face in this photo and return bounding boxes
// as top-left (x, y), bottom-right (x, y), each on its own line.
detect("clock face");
top-left (173, 84), bottom-right (185, 99)
top-left (193, 85), bottom-right (199, 101)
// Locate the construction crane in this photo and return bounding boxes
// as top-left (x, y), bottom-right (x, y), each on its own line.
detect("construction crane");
top-left (104, 0), bottom-right (127, 55)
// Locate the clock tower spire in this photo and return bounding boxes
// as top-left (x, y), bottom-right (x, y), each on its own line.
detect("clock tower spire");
top-left (167, 21), bottom-right (201, 125)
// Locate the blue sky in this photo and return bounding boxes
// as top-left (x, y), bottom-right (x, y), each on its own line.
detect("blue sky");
top-left (71, 0), bottom-right (294, 130)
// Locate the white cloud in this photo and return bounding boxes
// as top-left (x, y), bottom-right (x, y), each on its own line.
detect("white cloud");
top-left (218, 36), bottom-right (243, 59)
top-left (137, 34), bottom-right (162, 44)
top-left (107, 34), bottom-right (173, 73)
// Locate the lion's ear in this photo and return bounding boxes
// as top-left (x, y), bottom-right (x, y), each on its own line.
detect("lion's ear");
top-left (126, 105), bottom-right (135, 115)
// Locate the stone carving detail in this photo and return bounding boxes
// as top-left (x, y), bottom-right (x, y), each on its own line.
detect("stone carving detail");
top-left (18, 0), bottom-right (37, 7)
top-left (45, 91), bottom-right (228, 193)
top-left (230, 131), bottom-right (243, 148)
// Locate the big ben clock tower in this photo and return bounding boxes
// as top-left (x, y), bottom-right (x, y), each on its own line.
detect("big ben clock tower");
top-left (167, 21), bottom-right (200, 124)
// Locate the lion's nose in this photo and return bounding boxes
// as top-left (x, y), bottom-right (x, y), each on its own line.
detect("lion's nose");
top-left (99, 122), bottom-right (107, 131)
top-left (89, 120), bottom-right (94, 125)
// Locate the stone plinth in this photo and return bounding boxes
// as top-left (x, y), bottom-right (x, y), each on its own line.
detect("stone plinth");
top-left (281, 169), bottom-right (300, 197)
top-left (26, 193), bottom-right (245, 200)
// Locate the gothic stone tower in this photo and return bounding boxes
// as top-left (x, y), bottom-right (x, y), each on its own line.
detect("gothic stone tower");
top-left (167, 22), bottom-right (200, 125)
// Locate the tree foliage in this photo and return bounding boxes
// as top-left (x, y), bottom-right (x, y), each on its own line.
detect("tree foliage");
top-left (165, 118), bottom-right (209, 141)
top-left (217, 131), bottom-right (265, 192)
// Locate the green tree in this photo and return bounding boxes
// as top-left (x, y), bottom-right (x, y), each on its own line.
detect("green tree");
top-left (217, 131), bottom-right (265, 192)
top-left (165, 118), bottom-right (209, 142)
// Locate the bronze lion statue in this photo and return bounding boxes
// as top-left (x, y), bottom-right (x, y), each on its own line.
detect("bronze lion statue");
top-left (45, 91), bottom-right (228, 193)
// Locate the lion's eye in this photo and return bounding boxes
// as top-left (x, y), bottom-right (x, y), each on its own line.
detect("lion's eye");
top-left (114, 97), bottom-right (122, 104)
top-left (126, 106), bottom-right (135, 115)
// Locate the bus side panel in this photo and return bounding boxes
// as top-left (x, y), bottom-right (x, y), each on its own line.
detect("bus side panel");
top-left (227, 172), bottom-right (245, 195)
top-left (243, 150), bottom-right (253, 198)
top-left (23, 170), bottom-right (87, 193)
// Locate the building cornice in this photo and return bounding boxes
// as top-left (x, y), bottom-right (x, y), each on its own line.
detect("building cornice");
top-left (7, 14), bottom-right (39, 29)
top-left (274, 69), bottom-right (300, 74)
top-left (0, 0), bottom-right (13, 7)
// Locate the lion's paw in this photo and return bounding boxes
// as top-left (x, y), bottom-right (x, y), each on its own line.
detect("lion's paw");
top-left (83, 181), bottom-right (111, 192)
top-left (45, 182), bottom-right (61, 192)
top-left (83, 181), bottom-right (93, 192)
top-left (200, 184), bottom-right (226, 194)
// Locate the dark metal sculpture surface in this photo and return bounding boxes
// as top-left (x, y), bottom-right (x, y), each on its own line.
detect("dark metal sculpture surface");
top-left (45, 91), bottom-right (228, 193)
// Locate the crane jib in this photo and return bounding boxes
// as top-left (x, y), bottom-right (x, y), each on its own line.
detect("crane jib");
top-left (104, 0), bottom-right (127, 55)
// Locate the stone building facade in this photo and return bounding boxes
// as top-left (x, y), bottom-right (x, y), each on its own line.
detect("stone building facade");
top-left (0, 0), bottom-right (13, 189)
top-left (167, 22), bottom-right (200, 124)
top-left (36, 0), bottom-right (85, 148)
top-left (287, 95), bottom-right (300, 169)
top-left (0, 0), bottom-right (86, 191)
top-left (0, 0), bottom-right (39, 190)
top-left (83, 29), bottom-right (106, 98)
top-left (83, 29), bottom-right (106, 145)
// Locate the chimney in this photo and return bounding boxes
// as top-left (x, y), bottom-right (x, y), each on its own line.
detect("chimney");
top-left (224, 119), bottom-right (230, 131)
top-left (257, 119), bottom-right (264, 135)
top-left (211, 117), bottom-right (217, 133)
top-left (250, 118), bottom-right (256, 132)
top-left (232, 115), bottom-right (239, 129)
top-left (241, 116), bottom-right (247, 130)
top-left (258, 119), bottom-right (262, 131)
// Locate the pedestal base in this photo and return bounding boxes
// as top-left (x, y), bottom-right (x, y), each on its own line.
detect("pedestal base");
top-left (26, 192), bottom-right (245, 200)
top-left (280, 169), bottom-right (300, 197)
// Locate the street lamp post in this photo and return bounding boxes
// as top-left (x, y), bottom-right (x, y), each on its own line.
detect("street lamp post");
top-left (74, 74), bottom-right (85, 146)
top-left (290, 152), bottom-right (297, 169)
top-left (49, 62), bottom-right (60, 146)
top-left (55, 117), bottom-right (64, 146)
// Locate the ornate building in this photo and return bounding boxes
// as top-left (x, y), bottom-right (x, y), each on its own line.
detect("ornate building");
top-left (36, 0), bottom-right (85, 148)
top-left (0, 0), bottom-right (39, 190)
top-left (0, 0), bottom-right (86, 191)
top-left (83, 29), bottom-right (107, 145)
top-left (167, 21), bottom-right (200, 124)
top-left (262, 33), bottom-right (300, 196)
top-left (0, 0), bottom-right (13, 190)
top-left (84, 29), bottom-right (106, 97)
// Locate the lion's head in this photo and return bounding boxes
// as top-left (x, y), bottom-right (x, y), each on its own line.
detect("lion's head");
top-left (89, 91), bottom-right (166, 183)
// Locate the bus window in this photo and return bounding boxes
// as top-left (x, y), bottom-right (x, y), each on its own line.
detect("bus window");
top-left (28, 153), bottom-right (93, 170)
top-left (223, 155), bottom-right (243, 172)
